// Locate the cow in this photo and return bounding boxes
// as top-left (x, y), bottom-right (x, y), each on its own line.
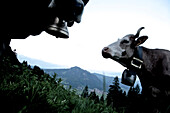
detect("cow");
top-left (0, 0), bottom-right (89, 63)
top-left (102, 27), bottom-right (170, 112)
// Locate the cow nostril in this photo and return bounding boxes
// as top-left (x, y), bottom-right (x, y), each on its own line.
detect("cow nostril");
top-left (102, 47), bottom-right (111, 58)
top-left (103, 47), bottom-right (109, 52)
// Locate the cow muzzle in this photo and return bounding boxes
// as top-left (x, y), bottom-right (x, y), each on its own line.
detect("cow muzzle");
top-left (102, 47), bottom-right (121, 61)
top-left (102, 47), bottom-right (112, 58)
top-left (121, 69), bottom-right (136, 86)
top-left (45, 17), bottom-right (69, 38)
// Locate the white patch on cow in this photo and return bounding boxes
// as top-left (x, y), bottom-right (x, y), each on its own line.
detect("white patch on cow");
top-left (107, 38), bottom-right (126, 59)
top-left (105, 35), bottom-right (133, 60)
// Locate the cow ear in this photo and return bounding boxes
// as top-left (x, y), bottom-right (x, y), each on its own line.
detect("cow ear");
top-left (134, 36), bottom-right (148, 47)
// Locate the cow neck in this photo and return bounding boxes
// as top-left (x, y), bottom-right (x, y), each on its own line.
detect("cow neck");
top-left (129, 46), bottom-right (144, 71)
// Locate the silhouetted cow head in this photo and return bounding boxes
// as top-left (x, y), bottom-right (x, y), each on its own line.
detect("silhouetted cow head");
top-left (3, 0), bottom-right (89, 39)
top-left (0, 0), bottom-right (89, 57)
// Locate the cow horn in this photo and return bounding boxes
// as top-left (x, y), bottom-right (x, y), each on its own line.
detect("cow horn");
top-left (134, 27), bottom-right (145, 38)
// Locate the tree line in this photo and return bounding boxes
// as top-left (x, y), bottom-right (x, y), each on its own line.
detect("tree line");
top-left (81, 76), bottom-right (142, 113)
top-left (1, 54), bottom-right (170, 113)
top-left (0, 56), bottom-right (116, 113)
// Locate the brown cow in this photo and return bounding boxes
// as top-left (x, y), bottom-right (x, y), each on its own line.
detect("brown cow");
top-left (102, 27), bottom-right (170, 112)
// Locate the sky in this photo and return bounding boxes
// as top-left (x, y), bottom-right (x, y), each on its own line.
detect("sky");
top-left (10, 0), bottom-right (170, 75)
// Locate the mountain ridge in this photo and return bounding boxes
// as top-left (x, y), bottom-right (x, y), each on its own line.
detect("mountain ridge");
top-left (17, 54), bottom-right (140, 93)
top-left (44, 66), bottom-right (133, 93)
top-left (44, 66), bottom-right (103, 90)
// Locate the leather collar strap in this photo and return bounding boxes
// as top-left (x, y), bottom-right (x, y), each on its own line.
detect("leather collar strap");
top-left (131, 46), bottom-right (143, 69)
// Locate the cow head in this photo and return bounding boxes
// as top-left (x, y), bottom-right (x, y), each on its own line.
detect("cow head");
top-left (0, 0), bottom-right (89, 58)
top-left (102, 27), bottom-right (148, 67)
top-left (3, 0), bottom-right (89, 39)
top-left (48, 0), bottom-right (89, 24)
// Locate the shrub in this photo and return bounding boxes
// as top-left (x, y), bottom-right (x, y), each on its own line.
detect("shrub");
top-left (0, 57), bottom-right (115, 113)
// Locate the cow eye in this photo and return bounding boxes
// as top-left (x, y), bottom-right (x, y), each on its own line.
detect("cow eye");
top-left (121, 40), bottom-right (129, 44)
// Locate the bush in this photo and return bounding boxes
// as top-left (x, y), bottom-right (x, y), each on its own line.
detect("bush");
top-left (0, 57), bottom-right (115, 113)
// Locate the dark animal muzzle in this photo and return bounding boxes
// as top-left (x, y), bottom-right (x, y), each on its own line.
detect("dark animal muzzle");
top-left (121, 69), bottom-right (136, 86)
top-left (46, 0), bottom-right (89, 38)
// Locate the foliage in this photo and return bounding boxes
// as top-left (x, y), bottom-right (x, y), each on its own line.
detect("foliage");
top-left (106, 76), bottom-right (127, 112)
top-left (106, 76), bottom-right (150, 113)
top-left (3, 54), bottom-right (170, 113)
top-left (128, 84), bottom-right (140, 99)
top-left (100, 93), bottom-right (105, 103)
top-left (106, 76), bottom-right (170, 113)
top-left (81, 85), bottom-right (89, 98)
top-left (0, 56), bottom-right (115, 113)
top-left (126, 85), bottom-right (142, 113)
top-left (89, 91), bottom-right (99, 103)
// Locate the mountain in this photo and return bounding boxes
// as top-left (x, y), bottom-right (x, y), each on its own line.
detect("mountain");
top-left (17, 54), bottom-right (67, 69)
top-left (44, 66), bottom-right (133, 94)
top-left (17, 55), bottom-right (141, 94)
top-left (44, 66), bottom-right (103, 90)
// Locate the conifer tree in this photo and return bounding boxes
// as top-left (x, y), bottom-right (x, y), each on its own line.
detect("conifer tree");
top-left (100, 93), bottom-right (105, 103)
top-left (128, 84), bottom-right (141, 98)
top-left (81, 85), bottom-right (89, 98)
top-left (127, 84), bottom-right (141, 113)
top-left (106, 76), bottom-right (123, 108)
top-left (89, 90), bottom-right (99, 103)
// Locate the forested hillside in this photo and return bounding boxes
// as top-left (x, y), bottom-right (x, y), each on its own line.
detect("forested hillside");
top-left (44, 67), bottom-right (133, 94)
top-left (0, 56), bottom-right (115, 113)
top-left (44, 67), bottom-right (103, 90)
top-left (1, 55), bottom-right (168, 113)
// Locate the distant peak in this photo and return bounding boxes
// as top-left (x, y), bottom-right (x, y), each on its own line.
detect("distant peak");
top-left (71, 66), bottom-right (81, 70)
